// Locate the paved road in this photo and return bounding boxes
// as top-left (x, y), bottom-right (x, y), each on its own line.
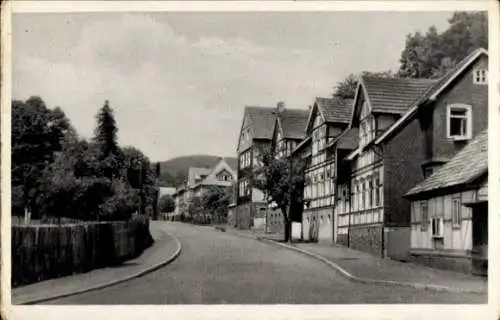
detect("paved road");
top-left (46, 222), bottom-right (486, 304)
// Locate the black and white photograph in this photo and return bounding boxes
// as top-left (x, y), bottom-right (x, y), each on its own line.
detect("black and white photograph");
top-left (1, 1), bottom-right (499, 319)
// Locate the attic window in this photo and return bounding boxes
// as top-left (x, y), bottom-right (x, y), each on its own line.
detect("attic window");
top-left (473, 68), bottom-right (488, 85)
top-left (447, 104), bottom-right (472, 141)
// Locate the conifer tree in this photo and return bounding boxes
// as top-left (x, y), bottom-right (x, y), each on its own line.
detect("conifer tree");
top-left (94, 100), bottom-right (119, 156)
top-left (93, 100), bottom-right (123, 179)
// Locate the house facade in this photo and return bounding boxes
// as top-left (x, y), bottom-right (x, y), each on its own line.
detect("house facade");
top-left (334, 48), bottom-right (489, 260)
top-left (265, 103), bottom-right (310, 234)
top-left (300, 97), bottom-right (353, 243)
top-left (171, 157), bottom-right (237, 221)
top-left (405, 130), bottom-right (488, 276)
top-left (235, 105), bottom-right (276, 230)
top-left (373, 48), bottom-right (489, 262)
top-left (172, 186), bottom-right (187, 220)
top-left (335, 75), bottom-right (437, 258)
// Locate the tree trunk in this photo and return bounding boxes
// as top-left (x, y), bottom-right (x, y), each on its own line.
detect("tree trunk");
top-left (283, 215), bottom-right (292, 244)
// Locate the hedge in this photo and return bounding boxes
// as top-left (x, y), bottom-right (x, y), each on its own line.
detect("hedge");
top-left (11, 215), bottom-right (154, 288)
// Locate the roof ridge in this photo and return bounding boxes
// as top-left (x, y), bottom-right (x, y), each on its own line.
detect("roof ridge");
top-left (362, 74), bottom-right (437, 83)
top-left (245, 105), bottom-right (275, 110)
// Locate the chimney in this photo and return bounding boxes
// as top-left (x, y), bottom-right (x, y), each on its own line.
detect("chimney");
top-left (277, 101), bottom-right (286, 113)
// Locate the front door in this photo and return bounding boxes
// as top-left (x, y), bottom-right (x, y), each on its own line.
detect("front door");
top-left (472, 202), bottom-right (488, 276)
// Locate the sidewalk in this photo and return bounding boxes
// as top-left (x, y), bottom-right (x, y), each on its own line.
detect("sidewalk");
top-left (222, 226), bottom-right (487, 294)
top-left (12, 221), bottom-right (181, 305)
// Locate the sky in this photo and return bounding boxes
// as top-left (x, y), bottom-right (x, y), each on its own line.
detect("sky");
top-left (12, 11), bottom-right (454, 162)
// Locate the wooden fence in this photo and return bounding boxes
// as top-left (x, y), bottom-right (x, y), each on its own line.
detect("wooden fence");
top-left (11, 216), bottom-right (153, 288)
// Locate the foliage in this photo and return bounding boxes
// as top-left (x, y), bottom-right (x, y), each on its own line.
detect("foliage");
top-left (188, 195), bottom-right (204, 222)
top-left (94, 100), bottom-right (119, 155)
top-left (158, 194), bottom-right (176, 213)
top-left (93, 100), bottom-right (124, 180)
top-left (12, 97), bottom-right (159, 222)
top-left (253, 151), bottom-right (306, 241)
top-left (398, 11), bottom-right (487, 78)
top-left (332, 74), bottom-right (358, 100)
top-left (201, 186), bottom-right (232, 224)
top-left (11, 97), bottom-right (71, 217)
top-left (122, 146), bottom-right (159, 218)
top-left (98, 179), bottom-right (141, 221)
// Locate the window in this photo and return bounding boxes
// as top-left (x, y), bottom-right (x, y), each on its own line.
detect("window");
top-left (239, 180), bottom-right (244, 197)
top-left (421, 201), bottom-right (429, 231)
top-left (452, 198), bottom-right (462, 228)
top-left (240, 150), bottom-right (252, 169)
top-left (447, 104), bottom-right (472, 140)
top-left (374, 175), bottom-right (380, 207)
top-left (359, 122), bottom-right (366, 147)
top-left (431, 217), bottom-right (444, 238)
top-left (423, 167), bottom-right (433, 179)
top-left (414, 201), bottom-right (421, 223)
top-left (367, 178), bottom-right (373, 208)
top-left (360, 180), bottom-right (365, 210)
top-left (354, 182), bottom-right (359, 211)
top-left (473, 68), bottom-right (488, 84)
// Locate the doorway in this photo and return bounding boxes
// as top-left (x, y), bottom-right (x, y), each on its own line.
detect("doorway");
top-left (472, 202), bottom-right (488, 276)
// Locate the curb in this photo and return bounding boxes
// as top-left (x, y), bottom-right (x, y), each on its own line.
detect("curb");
top-left (16, 232), bottom-right (183, 305)
top-left (256, 237), bottom-right (486, 294)
top-left (220, 228), bottom-right (486, 295)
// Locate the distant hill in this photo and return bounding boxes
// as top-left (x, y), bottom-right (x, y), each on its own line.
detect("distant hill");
top-left (158, 154), bottom-right (237, 188)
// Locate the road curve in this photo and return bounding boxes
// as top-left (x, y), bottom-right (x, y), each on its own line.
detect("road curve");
top-left (46, 222), bottom-right (486, 304)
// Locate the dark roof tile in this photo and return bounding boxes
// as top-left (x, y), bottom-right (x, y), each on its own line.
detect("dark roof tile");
top-left (406, 130), bottom-right (488, 197)
top-left (316, 97), bottom-right (353, 123)
top-left (326, 127), bottom-right (359, 150)
top-left (362, 76), bottom-right (437, 114)
top-left (246, 106), bottom-right (276, 139)
top-left (278, 108), bottom-right (310, 140)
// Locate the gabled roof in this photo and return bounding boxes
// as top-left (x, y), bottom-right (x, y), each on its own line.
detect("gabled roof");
top-left (345, 76), bottom-right (435, 160)
top-left (305, 97), bottom-right (353, 133)
top-left (223, 157), bottom-right (238, 172)
top-left (245, 106), bottom-right (277, 139)
top-left (192, 157), bottom-right (237, 189)
top-left (277, 108), bottom-right (310, 140)
top-left (359, 76), bottom-right (436, 115)
top-left (375, 48), bottom-right (488, 145)
top-left (405, 130), bottom-right (488, 198)
top-left (421, 47), bottom-right (488, 102)
top-left (187, 167), bottom-right (212, 187)
top-left (317, 97), bottom-right (353, 123)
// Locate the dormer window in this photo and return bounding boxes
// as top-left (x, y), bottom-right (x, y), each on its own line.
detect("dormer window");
top-left (447, 104), bottom-right (472, 141)
top-left (473, 68), bottom-right (488, 85)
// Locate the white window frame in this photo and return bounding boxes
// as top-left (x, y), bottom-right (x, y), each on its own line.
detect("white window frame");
top-left (473, 68), bottom-right (488, 85)
top-left (451, 197), bottom-right (462, 228)
top-left (446, 104), bottom-right (472, 141)
top-left (431, 217), bottom-right (444, 238)
top-left (421, 201), bottom-right (429, 231)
